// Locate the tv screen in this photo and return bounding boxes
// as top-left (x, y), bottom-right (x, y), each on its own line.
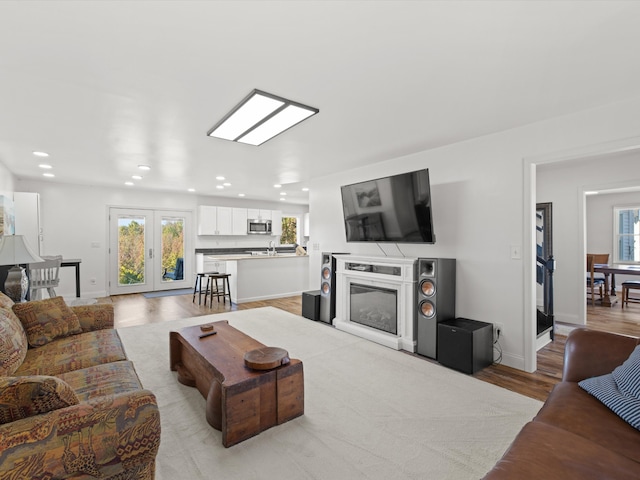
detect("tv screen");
top-left (340, 169), bottom-right (435, 243)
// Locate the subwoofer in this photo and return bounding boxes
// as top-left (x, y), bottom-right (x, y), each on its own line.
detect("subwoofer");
top-left (319, 252), bottom-right (348, 324)
top-left (416, 258), bottom-right (456, 359)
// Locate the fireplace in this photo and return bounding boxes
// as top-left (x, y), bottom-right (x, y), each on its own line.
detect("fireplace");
top-left (350, 283), bottom-right (398, 334)
top-left (334, 255), bottom-right (417, 352)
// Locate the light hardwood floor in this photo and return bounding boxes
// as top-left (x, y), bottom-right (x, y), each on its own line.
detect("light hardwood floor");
top-left (102, 291), bottom-right (640, 402)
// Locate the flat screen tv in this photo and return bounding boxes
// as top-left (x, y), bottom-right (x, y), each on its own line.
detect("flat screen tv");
top-left (340, 169), bottom-right (435, 243)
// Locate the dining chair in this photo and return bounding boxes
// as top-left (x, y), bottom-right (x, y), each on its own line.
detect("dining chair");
top-left (28, 255), bottom-right (63, 300)
top-left (586, 253), bottom-right (609, 306)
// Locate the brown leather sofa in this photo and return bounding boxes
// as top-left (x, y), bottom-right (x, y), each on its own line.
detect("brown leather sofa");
top-left (483, 328), bottom-right (640, 479)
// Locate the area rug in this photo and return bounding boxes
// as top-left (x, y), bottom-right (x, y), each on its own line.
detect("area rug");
top-left (142, 288), bottom-right (193, 298)
top-left (117, 307), bottom-right (542, 480)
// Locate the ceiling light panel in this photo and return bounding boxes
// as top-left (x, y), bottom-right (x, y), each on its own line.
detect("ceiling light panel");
top-left (209, 93), bottom-right (283, 141)
top-left (238, 105), bottom-right (316, 146)
top-left (207, 89), bottom-right (318, 146)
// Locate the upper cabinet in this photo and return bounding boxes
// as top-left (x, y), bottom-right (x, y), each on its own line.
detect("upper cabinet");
top-left (232, 208), bottom-right (248, 235)
top-left (197, 206), bottom-right (232, 235)
top-left (271, 210), bottom-right (282, 236)
top-left (303, 212), bottom-right (310, 237)
top-left (198, 206), bottom-right (284, 236)
top-left (247, 209), bottom-right (272, 221)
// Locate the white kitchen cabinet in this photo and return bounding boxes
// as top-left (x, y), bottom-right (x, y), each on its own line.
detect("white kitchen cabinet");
top-left (197, 205), bottom-right (232, 235)
top-left (303, 212), bottom-right (310, 237)
top-left (271, 210), bottom-right (282, 236)
top-left (216, 207), bottom-right (233, 235)
top-left (197, 206), bottom-right (217, 235)
top-left (232, 208), bottom-right (248, 235)
top-left (204, 258), bottom-right (226, 274)
top-left (247, 209), bottom-right (271, 220)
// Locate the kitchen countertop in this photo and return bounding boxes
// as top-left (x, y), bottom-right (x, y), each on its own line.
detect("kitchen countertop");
top-left (204, 253), bottom-right (307, 261)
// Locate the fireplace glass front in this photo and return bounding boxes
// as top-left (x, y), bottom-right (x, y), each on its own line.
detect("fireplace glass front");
top-left (349, 283), bottom-right (398, 334)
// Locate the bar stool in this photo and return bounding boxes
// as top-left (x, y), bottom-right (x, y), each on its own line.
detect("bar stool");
top-left (205, 273), bottom-right (232, 307)
top-left (193, 271), bottom-right (218, 305)
top-left (621, 280), bottom-right (640, 308)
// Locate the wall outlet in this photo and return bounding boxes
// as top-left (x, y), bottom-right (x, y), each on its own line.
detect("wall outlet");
top-left (90, 278), bottom-right (97, 285)
top-left (493, 322), bottom-right (503, 341)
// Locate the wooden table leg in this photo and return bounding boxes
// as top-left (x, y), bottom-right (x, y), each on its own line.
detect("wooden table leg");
top-left (206, 378), bottom-right (222, 431)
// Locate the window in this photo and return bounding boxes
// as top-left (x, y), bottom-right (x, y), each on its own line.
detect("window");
top-left (280, 216), bottom-right (299, 245)
top-left (614, 206), bottom-right (640, 264)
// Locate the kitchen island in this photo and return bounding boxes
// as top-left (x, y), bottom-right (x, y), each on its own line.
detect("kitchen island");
top-left (197, 253), bottom-right (310, 304)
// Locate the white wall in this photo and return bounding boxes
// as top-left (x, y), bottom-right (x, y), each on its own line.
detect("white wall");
top-left (309, 96), bottom-right (640, 371)
top-left (0, 161), bottom-right (15, 198)
top-left (16, 179), bottom-right (308, 298)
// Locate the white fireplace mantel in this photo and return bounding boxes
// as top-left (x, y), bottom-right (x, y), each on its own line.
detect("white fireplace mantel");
top-left (334, 255), bottom-right (417, 352)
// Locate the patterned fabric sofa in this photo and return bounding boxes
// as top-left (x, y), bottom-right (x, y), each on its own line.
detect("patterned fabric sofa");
top-left (0, 291), bottom-right (160, 479)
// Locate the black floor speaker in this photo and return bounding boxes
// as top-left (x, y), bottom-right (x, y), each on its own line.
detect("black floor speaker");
top-left (319, 252), bottom-right (348, 324)
top-left (302, 290), bottom-right (321, 321)
top-left (416, 258), bottom-right (456, 359)
top-left (437, 318), bottom-right (493, 374)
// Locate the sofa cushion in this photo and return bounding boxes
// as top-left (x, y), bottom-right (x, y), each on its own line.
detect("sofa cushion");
top-left (12, 296), bottom-right (83, 347)
top-left (0, 291), bottom-right (14, 309)
top-left (483, 421), bottom-right (640, 479)
top-left (0, 375), bottom-right (79, 425)
top-left (535, 381), bottom-right (640, 463)
top-left (0, 307), bottom-right (28, 376)
top-left (71, 303), bottom-right (114, 332)
top-left (14, 329), bottom-right (127, 376)
top-left (612, 345), bottom-right (640, 397)
top-left (579, 345), bottom-right (640, 430)
top-left (57, 360), bottom-right (142, 401)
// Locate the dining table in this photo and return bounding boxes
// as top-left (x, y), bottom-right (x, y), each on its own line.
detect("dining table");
top-left (594, 263), bottom-right (640, 307)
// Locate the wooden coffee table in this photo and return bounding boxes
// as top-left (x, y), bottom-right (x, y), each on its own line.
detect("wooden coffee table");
top-left (169, 320), bottom-right (304, 447)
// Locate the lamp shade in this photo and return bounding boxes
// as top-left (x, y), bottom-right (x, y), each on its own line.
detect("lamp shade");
top-left (0, 235), bottom-right (43, 266)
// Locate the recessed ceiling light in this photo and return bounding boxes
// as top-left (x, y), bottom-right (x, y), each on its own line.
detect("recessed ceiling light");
top-left (280, 192), bottom-right (287, 196)
top-left (216, 185), bottom-right (224, 189)
top-left (125, 181), bottom-right (134, 186)
top-left (42, 173), bottom-right (55, 177)
top-left (33, 151), bottom-right (49, 157)
top-left (238, 193), bottom-right (245, 197)
top-left (223, 182), bottom-right (231, 187)
top-left (280, 198), bottom-right (286, 201)
top-left (138, 164), bottom-right (151, 171)
top-left (38, 164), bottom-right (53, 169)
top-left (188, 188), bottom-right (195, 192)
top-left (302, 187), bottom-right (309, 192)
top-left (207, 89), bottom-right (319, 146)
top-left (585, 191), bottom-right (599, 195)
top-left (216, 176), bottom-right (225, 181)
top-left (132, 175), bottom-right (143, 180)
top-left (274, 184), bottom-right (281, 188)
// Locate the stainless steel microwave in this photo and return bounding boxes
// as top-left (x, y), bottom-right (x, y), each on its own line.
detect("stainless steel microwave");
top-left (247, 219), bottom-right (272, 234)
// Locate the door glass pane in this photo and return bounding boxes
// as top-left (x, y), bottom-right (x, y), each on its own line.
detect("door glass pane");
top-left (118, 216), bottom-right (146, 286)
top-left (161, 217), bottom-right (185, 282)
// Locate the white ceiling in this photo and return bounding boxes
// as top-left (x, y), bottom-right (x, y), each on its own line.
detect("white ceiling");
top-left (1, 1), bottom-right (640, 205)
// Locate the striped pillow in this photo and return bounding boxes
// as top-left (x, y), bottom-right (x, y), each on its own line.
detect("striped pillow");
top-left (579, 345), bottom-right (640, 430)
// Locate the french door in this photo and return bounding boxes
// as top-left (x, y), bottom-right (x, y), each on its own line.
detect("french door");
top-left (108, 208), bottom-right (192, 295)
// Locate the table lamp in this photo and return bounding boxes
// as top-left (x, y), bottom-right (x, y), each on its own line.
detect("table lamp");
top-left (0, 235), bottom-right (44, 302)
